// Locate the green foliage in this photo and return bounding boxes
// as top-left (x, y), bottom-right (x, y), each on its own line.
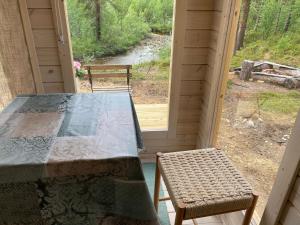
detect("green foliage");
top-left (67, 0), bottom-right (98, 58)
top-left (246, 0), bottom-right (300, 39)
top-left (227, 80), bottom-right (233, 89)
top-left (131, 45), bottom-right (171, 81)
top-left (258, 91), bottom-right (300, 115)
top-left (157, 45), bottom-right (171, 67)
top-left (67, 0), bottom-right (173, 59)
top-left (131, 0), bottom-right (173, 34)
top-left (233, 0), bottom-right (300, 68)
top-left (232, 33), bottom-right (300, 68)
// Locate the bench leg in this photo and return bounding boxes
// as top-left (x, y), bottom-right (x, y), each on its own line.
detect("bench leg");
top-left (242, 194), bottom-right (258, 225)
top-left (154, 153), bottom-right (161, 212)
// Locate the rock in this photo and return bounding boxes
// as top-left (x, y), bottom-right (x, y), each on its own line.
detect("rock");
top-left (246, 119), bottom-right (255, 128)
top-left (282, 134), bottom-right (290, 141)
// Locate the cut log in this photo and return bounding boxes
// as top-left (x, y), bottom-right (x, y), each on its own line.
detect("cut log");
top-left (278, 69), bottom-right (300, 77)
top-left (240, 60), bottom-right (254, 81)
top-left (260, 61), bottom-right (298, 70)
top-left (252, 72), bottom-right (292, 79)
top-left (284, 78), bottom-right (298, 89)
top-left (251, 72), bottom-right (300, 89)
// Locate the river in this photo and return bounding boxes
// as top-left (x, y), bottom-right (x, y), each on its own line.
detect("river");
top-left (94, 33), bottom-right (171, 65)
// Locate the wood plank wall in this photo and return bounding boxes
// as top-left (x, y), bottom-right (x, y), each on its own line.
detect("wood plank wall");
top-left (25, 0), bottom-right (76, 93)
top-left (140, 0), bottom-right (239, 160)
top-left (280, 175), bottom-right (300, 225)
top-left (260, 112), bottom-right (300, 225)
top-left (0, 0), bottom-right (36, 110)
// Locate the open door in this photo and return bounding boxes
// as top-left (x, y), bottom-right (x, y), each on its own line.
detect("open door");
top-left (260, 111), bottom-right (300, 225)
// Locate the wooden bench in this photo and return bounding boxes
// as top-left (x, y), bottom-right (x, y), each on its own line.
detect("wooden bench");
top-left (84, 64), bottom-right (132, 92)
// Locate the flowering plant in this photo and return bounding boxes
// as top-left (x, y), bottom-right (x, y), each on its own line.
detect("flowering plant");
top-left (73, 61), bottom-right (85, 78)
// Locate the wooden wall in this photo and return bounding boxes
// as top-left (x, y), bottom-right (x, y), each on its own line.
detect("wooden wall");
top-left (140, 0), bottom-right (240, 160)
top-left (280, 175), bottom-right (300, 225)
top-left (0, 0), bottom-right (36, 110)
top-left (260, 112), bottom-right (300, 225)
top-left (20, 0), bottom-right (77, 93)
top-left (0, 0), bottom-right (76, 112)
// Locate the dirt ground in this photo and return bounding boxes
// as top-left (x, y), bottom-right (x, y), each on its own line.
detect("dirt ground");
top-left (216, 75), bottom-right (298, 217)
top-left (78, 79), bottom-right (169, 104)
top-left (79, 75), bottom-right (299, 217)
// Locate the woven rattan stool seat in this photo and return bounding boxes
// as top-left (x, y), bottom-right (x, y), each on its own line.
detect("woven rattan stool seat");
top-left (158, 148), bottom-right (254, 219)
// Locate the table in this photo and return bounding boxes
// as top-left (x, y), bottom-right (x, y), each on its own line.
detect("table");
top-left (0, 92), bottom-right (159, 225)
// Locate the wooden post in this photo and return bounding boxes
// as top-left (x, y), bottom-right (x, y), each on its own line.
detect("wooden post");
top-left (240, 60), bottom-right (254, 81)
top-left (87, 67), bottom-right (93, 93)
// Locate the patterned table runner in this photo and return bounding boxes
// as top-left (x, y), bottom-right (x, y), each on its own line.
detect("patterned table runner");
top-left (0, 92), bottom-right (158, 225)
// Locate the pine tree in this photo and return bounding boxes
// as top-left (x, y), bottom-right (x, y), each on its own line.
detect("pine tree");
top-left (236, 0), bottom-right (252, 50)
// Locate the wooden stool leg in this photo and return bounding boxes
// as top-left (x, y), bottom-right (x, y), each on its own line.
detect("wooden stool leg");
top-left (154, 153), bottom-right (161, 212)
top-left (192, 219), bottom-right (199, 225)
top-left (174, 206), bottom-right (185, 225)
top-left (242, 194), bottom-right (258, 225)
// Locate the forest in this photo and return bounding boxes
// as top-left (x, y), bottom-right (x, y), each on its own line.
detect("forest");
top-left (67, 0), bottom-right (300, 68)
top-left (233, 0), bottom-right (300, 67)
top-left (66, 0), bottom-right (173, 59)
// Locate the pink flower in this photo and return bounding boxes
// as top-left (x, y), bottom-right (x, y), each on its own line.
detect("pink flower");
top-left (73, 61), bottom-right (81, 70)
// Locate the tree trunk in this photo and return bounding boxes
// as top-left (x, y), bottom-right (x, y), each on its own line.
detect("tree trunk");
top-left (284, 13), bottom-right (292, 32)
top-left (234, 16), bottom-right (240, 55)
top-left (284, 0), bottom-right (295, 32)
top-left (253, 0), bottom-right (263, 31)
top-left (236, 0), bottom-right (251, 50)
top-left (274, 0), bottom-right (283, 33)
top-left (95, 0), bottom-right (101, 41)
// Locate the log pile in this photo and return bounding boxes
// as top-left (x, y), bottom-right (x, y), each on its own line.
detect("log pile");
top-left (234, 60), bottom-right (300, 89)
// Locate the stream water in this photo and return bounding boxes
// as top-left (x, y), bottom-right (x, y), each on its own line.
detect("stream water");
top-left (94, 33), bottom-right (171, 65)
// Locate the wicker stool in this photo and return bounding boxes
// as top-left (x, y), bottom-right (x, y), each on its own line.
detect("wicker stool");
top-left (153, 148), bottom-right (258, 225)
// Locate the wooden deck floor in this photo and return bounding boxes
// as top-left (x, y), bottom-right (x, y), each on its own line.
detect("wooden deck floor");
top-left (135, 104), bottom-right (168, 129)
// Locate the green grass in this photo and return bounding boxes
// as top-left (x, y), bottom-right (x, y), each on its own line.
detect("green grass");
top-left (131, 69), bottom-right (147, 80)
top-left (231, 33), bottom-right (300, 68)
top-left (227, 79), bottom-right (233, 89)
top-left (258, 91), bottom-right (300, 115)
top-left (132, 46), bottom-right (171, 81)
